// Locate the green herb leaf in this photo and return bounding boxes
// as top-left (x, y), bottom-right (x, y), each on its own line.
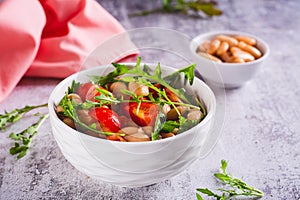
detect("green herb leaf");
top-left (68, 80), bottom-right (80, 94)
top-left (196, 160), bottom-right (264, 199)
top-left (178, 116), bottom-right (200, 133)
top-left (9, 113), bottom-right (49, 159)
top-left (161, 120), bottom-right (179, 132)
top-left (121, 76), bottom-right (136, 82)
top-left (130, 0), bottom-right (222, 17)
top-left (90, 62), bottom-right (129, 85)
top-left (94, 93), bottom-right (120, 105)
top-left (164, 64), bottom-right (195, 86)
top-left (152, 105), bottom-right (166, 141)
top-left (154, 62), bottom-right (162, 79)
top-left (221, 159), bottom-right (228, 173)
top-left (196, 188), bottom-right (222, 199)
top-left (0, 103), bottom-right (48, 130)
top-left (187, 1), bottom-right (222, 16)
top-left (120, 89), bottom-right (137, 98)
top-left (196, 193), bottom-right (204, 200)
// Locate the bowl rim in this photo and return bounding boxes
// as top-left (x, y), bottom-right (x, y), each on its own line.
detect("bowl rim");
top-left (190, 30), bottom-right (270, 66)
top-left (48, 63), bottom-right (216, 145)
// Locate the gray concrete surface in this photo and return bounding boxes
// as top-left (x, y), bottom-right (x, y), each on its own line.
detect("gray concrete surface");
top-left (0, 0), bottom-right (299, 199)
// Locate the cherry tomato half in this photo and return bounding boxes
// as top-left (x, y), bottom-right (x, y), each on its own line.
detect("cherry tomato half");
top-left (94, 107), bottom-right (121, 132)
top-left (128, 102), bottom-right (158, 126)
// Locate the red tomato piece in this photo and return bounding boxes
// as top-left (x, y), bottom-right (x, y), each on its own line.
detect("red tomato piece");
top-left (77, 83), bottom-right (93, 101)
top-left (94, 107), bottom-right (121, 132)
top-left (129, 102), bottom-right (158, 126)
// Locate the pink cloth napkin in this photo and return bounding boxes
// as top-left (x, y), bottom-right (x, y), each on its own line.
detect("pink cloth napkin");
top-left (0, 0), bottom-right (136, 103)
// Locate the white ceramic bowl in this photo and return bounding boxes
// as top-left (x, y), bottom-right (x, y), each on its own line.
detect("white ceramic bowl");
top-left (48, 63), bottom-right (216, 187)
top-left (190, 31), bottom-right (270, 88)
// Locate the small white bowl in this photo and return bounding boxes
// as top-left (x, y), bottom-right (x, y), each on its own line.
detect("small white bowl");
top-left (190, 31), bottom-right (270, 88)
top-left (48, 63), bottom-right (216, 187)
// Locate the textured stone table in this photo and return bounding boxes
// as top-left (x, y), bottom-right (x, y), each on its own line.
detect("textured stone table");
top-left (0, 0), bottom-right (299, 199)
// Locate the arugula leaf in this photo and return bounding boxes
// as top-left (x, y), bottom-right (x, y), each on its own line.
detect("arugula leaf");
top-left (196, 160), bottom-right (264, 199)
top-left (153, 62), bottom-right (162, 79)
top-left (164, 64), bottom-right (195, 86)
top-left (152, 105), bottom-right (166, 141)
top-left (221, 159), bottom-right (227, 174)
top-left (196, 188), bottom-right (222, 199)
top-left (178, 116), bottom-right (200, 134)
top-left (130, 0), bottom-right (222, 17)
top-left (94, 94), bottom-right (120, 105)
top-left (9, 113), bottom-right (49, 159)
top-left (196, 96), bottom-right (207, 119)
top-left (120, 89), bottom-right (137, 98)
top-left (187, 1), bottom-right (222, 16)
top-left (68, 80), bottom-right (80, 94)
top-left (161, 120), bottom-right (179, 132)
top-left (196, 193), bottom-right (204, 200)
top-left (0, 103), bottom-right (48, 130)
top-left (90, 62), bottom-right (129, 85)
top-left (137, 61), bottom-right (192, 103)
top-left (142, 64), bottom-right (152, 75)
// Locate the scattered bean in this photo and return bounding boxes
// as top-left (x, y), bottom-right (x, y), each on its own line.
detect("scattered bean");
top-left (166, 108), bottom-right (179, 120)
top-left (110, 82), bottom-right (127, 97)
top-left (125, 133), bottom-right (150, 142)
top-left (162, 104), bottom-right (171, 115)
top-left (77, 110), bottom-right (95, 125)
top-left (119, 115), bottom-right (138, 127)
top-left (63, 118), bottom-right (76, 129)
top-left (230, 57), bottom-right (245, 63)
top-left (142, 126), bottom-right (153, 137)
top-left (230, 47), bottom-right (255, 62)
top-left (220, 51), bottom-right (232, 62)
top-left (161, 132), bottom-right (175, 138)
top-left (199, 40), bottom-right (211, 52)
top-left (56, 105), bottom-right (64, 113)
top-left (173, 128), bottom-right (179, 134)
top-left (215, 35), bottom-right (238, 47)
top-left (207, 39), bottom-right (221, 54)
top-left (197, 52), bottom-right (222, 63)
top-left (67, 93), bottom-right (83, 104)
top-left (234, 35), bottom-right (256, 46)
top-left (216, 41), bottom-right (229, 56)
top-left (128, 82), bottom-right (149, 97)
top-left (177, 106), bottom-right (190, 116)
top-left (187, 109), bottom-right (203, 121)
top-left (238, 41), bottom-right (261, 58)
top-left (120, 126), bottom-right (140, 135)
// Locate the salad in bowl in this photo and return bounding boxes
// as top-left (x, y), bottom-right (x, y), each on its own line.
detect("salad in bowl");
top-left (48, 57), bottom-right (216, 187)
top-left (55, 57), bottom-right (207, 142)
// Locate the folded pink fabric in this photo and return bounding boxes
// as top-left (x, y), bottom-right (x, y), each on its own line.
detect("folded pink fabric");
top-left (0, 0), bottom-right (136, 103)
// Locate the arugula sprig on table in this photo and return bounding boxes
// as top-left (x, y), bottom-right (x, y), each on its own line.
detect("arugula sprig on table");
top-left (0, 103), bottom-right (48, 159)
top-left (0, 103), bottom-right (48, 130)
top-left (196, 160), bottom-right (264, 200)
top-left (9, 114), bottom-right (49, 159)
top-left (130, 0), bottom-right (222, 17)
